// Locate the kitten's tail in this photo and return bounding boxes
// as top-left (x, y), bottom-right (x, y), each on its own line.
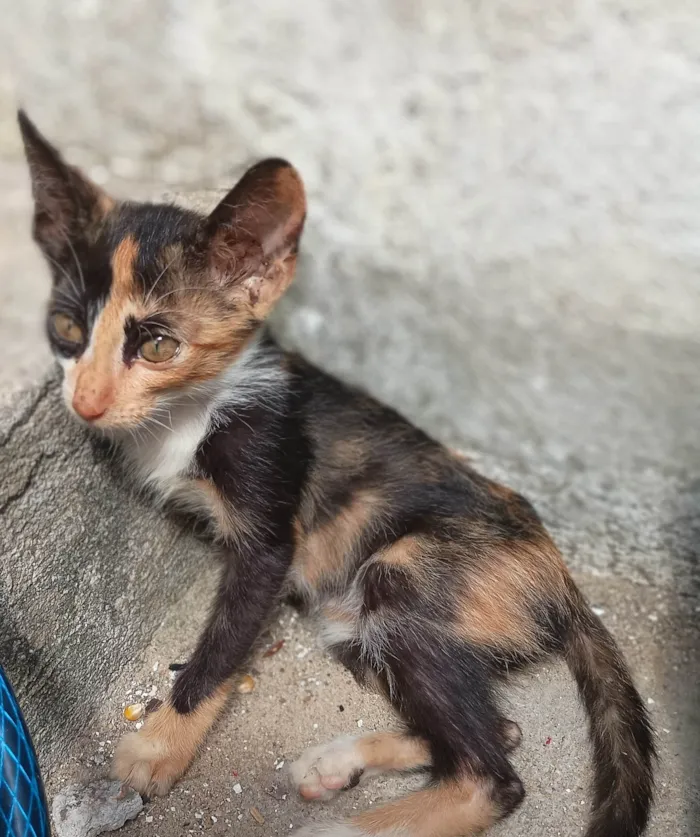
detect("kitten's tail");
top-left (563, 591), bottom-right (656, 837)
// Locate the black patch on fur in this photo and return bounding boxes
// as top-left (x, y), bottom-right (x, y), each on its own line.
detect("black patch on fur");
top-left (107, 201), bottom-right (201, 293)
top-left (171, 355), bottom-right (314, 712)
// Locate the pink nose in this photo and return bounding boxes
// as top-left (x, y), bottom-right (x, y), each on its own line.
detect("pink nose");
top-left (72, 392), bottom-right (110, 421)
top-left (72, 400), bottom-right (107, 421)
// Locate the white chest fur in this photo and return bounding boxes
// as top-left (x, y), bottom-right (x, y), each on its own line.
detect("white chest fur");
top-left (122, 396), bottom-right (214, 504)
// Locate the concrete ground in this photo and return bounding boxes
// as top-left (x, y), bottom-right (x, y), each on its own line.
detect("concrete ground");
top-left (1, 2), bottom-right (699, 835)
top-left (48, 571), bottom-right (698, 837)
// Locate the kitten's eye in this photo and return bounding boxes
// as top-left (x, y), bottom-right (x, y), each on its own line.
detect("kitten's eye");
top-left (139, 335), bottom-right (180, 363)
top-left (52, 313), bottom-right (84, 344)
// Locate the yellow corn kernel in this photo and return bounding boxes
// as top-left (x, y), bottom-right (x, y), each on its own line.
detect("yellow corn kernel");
top-left (123, 703), bottom-right (145, 722)
top-left (237, 675), bottom-right (256, 694)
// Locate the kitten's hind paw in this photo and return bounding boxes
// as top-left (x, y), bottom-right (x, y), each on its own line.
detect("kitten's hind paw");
top-left (290, 736), bottom-right (368, 802)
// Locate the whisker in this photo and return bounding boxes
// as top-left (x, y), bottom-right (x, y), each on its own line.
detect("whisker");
top-left (52, 286), bottom-right (82, 307)
top-left (62, 233), bottom-right (86, 291)
top-left (150, 286), bottom-right (205, 306)
top-left (143, 255), bottom-right (179, 306)
top-left (45, 255), bottom-right (83, 303)
top-left (146, 416), bottom-right (174, 434)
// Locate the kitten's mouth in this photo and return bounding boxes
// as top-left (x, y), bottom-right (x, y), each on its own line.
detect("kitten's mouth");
top-left (68, 408), bottom-right (114, 431)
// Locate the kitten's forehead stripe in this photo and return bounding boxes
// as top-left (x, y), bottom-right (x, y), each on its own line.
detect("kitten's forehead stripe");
top-left (111, 235), bottom-right (139, 301)
top-left (79, 234), bottom-right (141, 375)
top-left (107, 202), bottom-right (201, 297)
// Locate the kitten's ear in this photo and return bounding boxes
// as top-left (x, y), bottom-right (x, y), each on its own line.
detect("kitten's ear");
top-left (202, 158), bottom-right (306, 318)
top-left (18, 110), bottom-right (113, 261)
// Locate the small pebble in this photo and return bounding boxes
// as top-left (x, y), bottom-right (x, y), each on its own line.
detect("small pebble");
top-left (52, 780), bottom-right (142, 837)
top-left (233, 783), bottom-right (243, 795)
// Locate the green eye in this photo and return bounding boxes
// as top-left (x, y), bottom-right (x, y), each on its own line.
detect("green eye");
top-left (139, 335), bottom-right (180, 363)
top-left (52, 313), bottom-right (84, 344)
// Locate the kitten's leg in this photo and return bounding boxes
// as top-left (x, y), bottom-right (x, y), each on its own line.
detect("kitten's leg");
top-left (290, 732), bottom-right (431, 801)
top-left (289, 719), bottom-right (521, 803)
top-left (111, 682), bottom-right (233, 796)
top-left (294, 774), bottom-right (508, 837)
top-left (112, 542), bottom-right (292, 795)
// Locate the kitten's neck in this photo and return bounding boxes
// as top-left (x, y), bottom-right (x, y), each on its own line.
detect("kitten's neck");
top-left (117, 329), bottom-right (289, 502)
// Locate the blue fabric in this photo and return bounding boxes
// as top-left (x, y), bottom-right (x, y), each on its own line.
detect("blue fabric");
top-left (0, 668), bottom-right (49, 837)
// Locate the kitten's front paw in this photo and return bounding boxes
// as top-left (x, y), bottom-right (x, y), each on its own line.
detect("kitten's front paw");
top-left (111, 706), bottom-right (196, 796)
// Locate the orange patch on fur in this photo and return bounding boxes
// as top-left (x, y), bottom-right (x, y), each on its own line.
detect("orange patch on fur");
top-left (111, 236), bottom-right (139, 294)
top-left (293, 490), bottom-right (381, 590)
top-left (72, 236), bottom-right (140, 419)
top-left (111, 681), bottom-right (233, 796)
top-left (355, 777), bottom-right (496, 837)
top-left (356, 732), bottom-right (431, 773)
top-left (376, 535), bottom-right (423, 570)
top-left (190, 478), bottom-right (255, 544)
top-left (455, 536), bottom-right (569, 652)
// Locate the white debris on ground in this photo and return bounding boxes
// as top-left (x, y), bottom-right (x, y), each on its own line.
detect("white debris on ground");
top-left (52, 780), bottom-right (142, 837)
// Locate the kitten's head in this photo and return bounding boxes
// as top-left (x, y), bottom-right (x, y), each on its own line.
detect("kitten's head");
top-left (18, 110), bottom-right (306, 431)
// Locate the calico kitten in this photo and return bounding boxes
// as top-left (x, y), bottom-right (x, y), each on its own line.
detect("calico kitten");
top-left (19, 110), bottom-right (655, 837)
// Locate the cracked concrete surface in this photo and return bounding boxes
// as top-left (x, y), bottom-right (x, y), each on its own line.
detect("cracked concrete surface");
top-left (49, 572), bottom-right (699, 837)
top-left (0, 373), bottom-right (210, 768)
top-left (0, 1), bottom-right (698, 835)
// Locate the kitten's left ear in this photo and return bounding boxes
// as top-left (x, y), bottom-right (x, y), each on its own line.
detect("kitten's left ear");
top-left (202, 158), bottom-right (306, 318)
top-left (18, 110), bottom-right (113, 262)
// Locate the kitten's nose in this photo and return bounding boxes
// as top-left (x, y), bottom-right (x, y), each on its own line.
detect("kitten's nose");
top-left (72, 400), bottom-right (107, 421)
top-left (72, 386), bottom-right (112, 421)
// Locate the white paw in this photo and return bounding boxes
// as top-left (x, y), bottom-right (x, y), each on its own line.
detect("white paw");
top-left (290, 736), bottom-right (370, 801)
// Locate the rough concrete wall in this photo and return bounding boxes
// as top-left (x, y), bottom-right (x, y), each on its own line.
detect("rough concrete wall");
top-left (0, 373), bottom-right (209, 770)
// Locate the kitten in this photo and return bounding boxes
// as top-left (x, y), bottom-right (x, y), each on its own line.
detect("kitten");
top-left (19, 110), bottom-right (655, 837)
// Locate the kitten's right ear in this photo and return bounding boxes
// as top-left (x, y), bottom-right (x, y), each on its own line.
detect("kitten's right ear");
top-left (18, 110), bottom-right (113, 261)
